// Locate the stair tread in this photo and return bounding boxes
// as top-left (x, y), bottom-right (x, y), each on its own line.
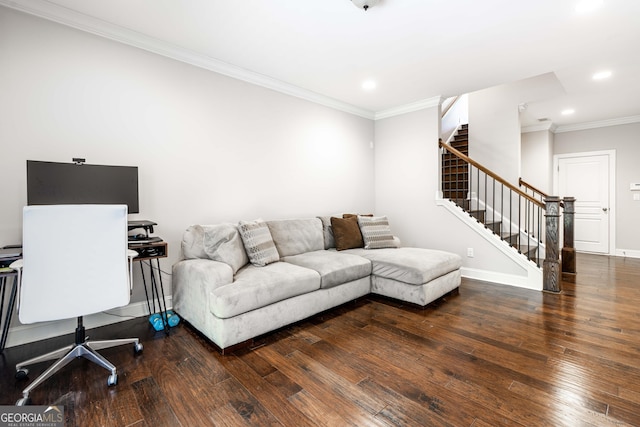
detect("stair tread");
top-left (517, 245), bottom-right (538, 254)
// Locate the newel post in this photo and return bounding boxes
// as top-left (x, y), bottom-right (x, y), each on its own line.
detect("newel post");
top-left (562, 197), bottom-right (576, 274)
top-left (543, 196), bottom-right (561, 293)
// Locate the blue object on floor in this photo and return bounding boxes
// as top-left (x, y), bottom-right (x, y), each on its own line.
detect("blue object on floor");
top-left (149, 313), bottom-right (164, 331)
top-left (163, 310), bottom-right (180, 328)
top-left (148, 311), bottom-right (180, 331)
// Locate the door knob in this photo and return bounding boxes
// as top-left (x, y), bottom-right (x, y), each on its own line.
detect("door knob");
top-left (603, 207), bottom-right (608, 212)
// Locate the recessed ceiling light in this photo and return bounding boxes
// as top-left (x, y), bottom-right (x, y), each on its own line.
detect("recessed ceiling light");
top-left (561, 109), bottom-right (575, 115)
top-left (362, 80), bottom-right (376, 91)
top-left (593, 70), bottom-right (612, 80)
top-left (575, 0), bottom-right (604, 14)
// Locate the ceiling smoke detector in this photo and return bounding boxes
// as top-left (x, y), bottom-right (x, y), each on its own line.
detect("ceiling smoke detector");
top-left (351, 0), bottom-right (379, 11)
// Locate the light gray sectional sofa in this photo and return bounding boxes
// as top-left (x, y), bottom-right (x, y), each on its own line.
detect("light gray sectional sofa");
top-left (172, 216), bottom-right (461, 352)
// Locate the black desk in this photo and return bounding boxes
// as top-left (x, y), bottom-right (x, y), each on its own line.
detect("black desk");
top-left (0, 259), bottom-right (20, 353)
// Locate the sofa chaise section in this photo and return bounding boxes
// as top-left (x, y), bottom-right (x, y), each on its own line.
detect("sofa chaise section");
top-left (344, 247), bottom-right (462, 306)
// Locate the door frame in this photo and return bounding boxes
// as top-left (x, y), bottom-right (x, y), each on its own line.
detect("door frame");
top-left (553, 150), bottom-right (616, 256)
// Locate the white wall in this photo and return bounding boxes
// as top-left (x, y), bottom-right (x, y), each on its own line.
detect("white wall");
top-left (373, 108), bottom-right (439, 245)
top-left (468, 85), bottom-right (521, 183)
top-left (468, 73), bottom-right (563, 185)
top-left (521, 129), bottom-right (554, 194)
top-left (0, 7), bottom-right (374, 343)
top-left (554, 123), bottom-right (640, 254)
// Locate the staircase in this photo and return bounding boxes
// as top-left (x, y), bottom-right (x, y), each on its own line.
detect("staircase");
top-left (441, 125), bottom-right (541, 265)
top-left (441, 124), bottom-right (468, 202)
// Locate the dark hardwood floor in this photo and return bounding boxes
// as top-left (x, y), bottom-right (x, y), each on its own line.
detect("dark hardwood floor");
top-left (2, 253), bottom-right (640, 426)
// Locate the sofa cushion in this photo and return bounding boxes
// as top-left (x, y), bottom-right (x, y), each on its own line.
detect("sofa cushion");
top-left (181, 225), bottom-right (209, 260)
top-left (343, 247), bottom-right (462, 285)
top-left (267, 218), bottom-right (324, 257)
top-left (181, 224), bottom-right (249, 273)
top-left (202, 224), bottom-right (249, 273)
top-left (331, 216), bottom-right (364, 251)
top-left (317, 216), bottom-right (335, 249)
top-left (357, 215), bottom-right (399, 249)
top-left (238, 220), bottom-right (280, 266)
top-left (283, 250), bottom-right (372, 289)
top-left (210, 262), bottom-right (321, 318)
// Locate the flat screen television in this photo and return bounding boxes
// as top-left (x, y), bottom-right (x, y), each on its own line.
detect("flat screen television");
top-left (27, 160), bottom-right (139, 214)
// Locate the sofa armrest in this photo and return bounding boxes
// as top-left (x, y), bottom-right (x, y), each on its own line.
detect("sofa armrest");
top-left (172, 259), bottom-right (234, 327)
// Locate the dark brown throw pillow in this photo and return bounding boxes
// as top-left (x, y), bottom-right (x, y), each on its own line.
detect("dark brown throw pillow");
top-left (330, 216), bottom-right (364, 251)
top-left (342, 213), bottom-right (373, 219)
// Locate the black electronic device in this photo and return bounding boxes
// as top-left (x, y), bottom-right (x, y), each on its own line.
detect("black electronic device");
top-left (128, 220), bottom-right (157, 234)
top-left (128, 236), bottom-right (163, 245)
top-left (129, 241), bottom-right (167, 259)
top-left (0, 247), bottom-right (22, 268)
top-left (27, 160), bottom-right (139, 213)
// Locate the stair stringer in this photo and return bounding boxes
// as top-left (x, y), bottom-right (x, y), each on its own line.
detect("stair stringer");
top-left (436, 198), bottom-right (543, 291)
top-left (467, 194), bottom-right (547, 261)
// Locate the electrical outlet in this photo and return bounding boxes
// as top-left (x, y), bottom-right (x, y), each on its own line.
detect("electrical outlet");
top-left (467, 248), bottom-right (474, 258)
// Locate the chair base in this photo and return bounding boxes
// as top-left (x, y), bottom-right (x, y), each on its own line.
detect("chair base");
top-left (15, 336), bottom-right (142, 406)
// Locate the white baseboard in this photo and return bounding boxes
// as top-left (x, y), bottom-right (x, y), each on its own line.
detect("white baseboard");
top-left (4, 297), bottom-right (172, 349)
top-left (615, 249), bottom-right (640, 259)
top-left (461, 267), bottom-right (542, 291)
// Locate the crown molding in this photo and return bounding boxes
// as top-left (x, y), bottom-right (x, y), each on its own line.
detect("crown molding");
top-left (521, 121), bottom-right (557, 133)
top-left (521, 115), bottom-right (640, 134)
top-left (554, 115), bottom-right (640, 133)
top-left (375, 96), bottom-right (443, 120)
top-left (0, 0), bottom-right (376, 120)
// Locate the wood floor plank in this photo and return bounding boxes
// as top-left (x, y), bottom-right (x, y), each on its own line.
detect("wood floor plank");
top-left (218, 353), bottom-right (316, 427)
top-left (130, 377), bottom-right (182, 427)
top-left (288, 389), bottom-right (355, 427)
top-left (508, 380), bottom-right (632, 427)
top-left (357, 378), bottom-right (460, 427)
top-left (256, 345), bottom-right (388, 426)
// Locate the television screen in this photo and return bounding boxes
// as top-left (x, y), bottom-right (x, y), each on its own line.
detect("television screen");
top-left (27, 160), bottom-right (139, 214)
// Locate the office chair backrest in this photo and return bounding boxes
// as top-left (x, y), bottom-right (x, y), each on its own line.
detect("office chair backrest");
top-left (19, 205), bottom-right (131, 324)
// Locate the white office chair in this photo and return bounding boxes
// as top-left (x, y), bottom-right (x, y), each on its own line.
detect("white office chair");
top-left (10, 204), bottom-right (143, 406)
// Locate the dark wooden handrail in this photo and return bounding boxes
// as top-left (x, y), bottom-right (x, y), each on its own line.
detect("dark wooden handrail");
top-left (519, 177), bottom-right (549, 199)
top-left (440, 140), bottom-right (545, 209)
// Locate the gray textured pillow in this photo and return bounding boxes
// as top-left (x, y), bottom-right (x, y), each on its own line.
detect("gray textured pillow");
top-left (317, 216), bottom-right (335, 249)
top-left (357, 215), bottom-right (398, 249)
top-left (238, 220), bottom-right (280, 266)
top-left (202, 223), bottom-right (249, 274)
top-left (181, 225), bottom-right (208, 260)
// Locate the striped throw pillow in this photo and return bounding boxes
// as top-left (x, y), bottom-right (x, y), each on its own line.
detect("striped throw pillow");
top-left (238, 220), bottom-right (280, 266)
top-left (357, 215), bottom-right (398, 249)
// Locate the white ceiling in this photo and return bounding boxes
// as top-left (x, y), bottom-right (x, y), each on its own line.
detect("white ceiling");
top-left (5, 0), bottom-right (640, 128)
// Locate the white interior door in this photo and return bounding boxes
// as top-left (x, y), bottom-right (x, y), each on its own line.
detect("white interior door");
top-left (555, 152), bottom-right (613, 254)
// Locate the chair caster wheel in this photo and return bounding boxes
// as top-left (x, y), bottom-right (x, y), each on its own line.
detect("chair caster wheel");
top-left (107, 374), bottom-right (118, 386)
top-left (134, 343), bottom-right (143, 354)
top-left (16, 397), bottom-right (31, 406)
top-left (15, 369), bottom-right (28, 380)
